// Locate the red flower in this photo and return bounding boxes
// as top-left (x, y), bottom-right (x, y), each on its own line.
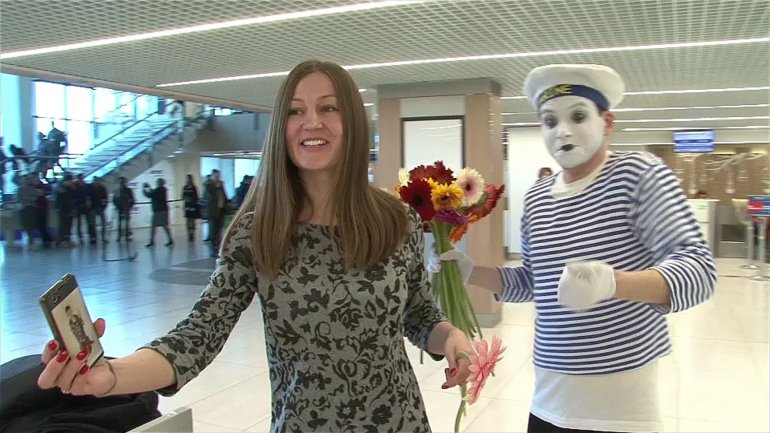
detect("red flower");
top-left (399, 178), bottom-right (436, 223)
top-left (465, 335), bottom-right (506, 405)
top-left (409, 161), bottom-right (455, 185)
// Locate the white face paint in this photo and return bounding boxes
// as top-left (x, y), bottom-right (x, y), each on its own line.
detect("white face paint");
top-left (539, 95), bottom-right (606, 169)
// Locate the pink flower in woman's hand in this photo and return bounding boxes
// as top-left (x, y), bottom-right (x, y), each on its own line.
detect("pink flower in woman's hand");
top-left (464, 335), bottom-right (506, 405)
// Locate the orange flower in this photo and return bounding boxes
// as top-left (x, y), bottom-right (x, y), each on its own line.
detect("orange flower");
top-left (448, 224), bottom-right (468, 243)
top-left (466, 185), bottom-right (505, 220)
top-left (465, 335), bottom-right (506, 405)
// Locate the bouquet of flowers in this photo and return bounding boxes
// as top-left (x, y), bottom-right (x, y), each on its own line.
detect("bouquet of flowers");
top-left (396, 161), bottom-right (505, 340)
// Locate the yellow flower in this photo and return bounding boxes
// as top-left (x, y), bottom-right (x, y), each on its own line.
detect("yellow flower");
top-left (429, 180), bottom-right (464, 210)
top-left (398, 168), bottom-right (410, 186)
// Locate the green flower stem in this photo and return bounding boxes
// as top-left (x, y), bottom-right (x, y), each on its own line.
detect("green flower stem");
top-left (454, 351), bottom-right (471, 433)
top-left (430, 220), bottom-right (483, 340)
top-left (454, 385), bottom-right (467, 433)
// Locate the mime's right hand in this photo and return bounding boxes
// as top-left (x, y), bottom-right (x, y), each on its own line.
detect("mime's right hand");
top-left (37, 318), bottom-right (116, 397)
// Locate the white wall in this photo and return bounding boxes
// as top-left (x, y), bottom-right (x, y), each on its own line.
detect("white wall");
top-left (505, 127), bottom-right (557, 254)
top-left (398, 95), bottom-right (469, 254)
top-left (400, 95), bottom-right (464, 118)
top-left (402, 118), bottom-right (463, 174)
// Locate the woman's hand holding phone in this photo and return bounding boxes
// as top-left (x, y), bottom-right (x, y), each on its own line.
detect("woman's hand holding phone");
top-left (37, 318), bottom-right (117, 397)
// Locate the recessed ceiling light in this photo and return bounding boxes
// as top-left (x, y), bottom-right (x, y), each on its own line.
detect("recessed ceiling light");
top-left (155, 37), bottom-right (769, 87)
top-left (0, 1), bottom-right (419, 60)
top-left (624, 86), bottom-right (770, 95)
top-left (618, 116), bottom-right (769, 123)
top-left (612, 104), bottom-right (770, 112)
top-left (502, 87), bottom-right (770, 99)
top-left (623, 126), bottom-right (770, 131)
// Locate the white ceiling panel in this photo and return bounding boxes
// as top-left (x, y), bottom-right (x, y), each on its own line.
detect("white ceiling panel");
top-left (0, 0), bottom-right (768, 130)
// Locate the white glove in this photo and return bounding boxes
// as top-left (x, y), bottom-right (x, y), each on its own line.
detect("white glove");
top-left (427, 243), bottom-right (474, 284)
top-left (557, 261), bottom-right (616, 311)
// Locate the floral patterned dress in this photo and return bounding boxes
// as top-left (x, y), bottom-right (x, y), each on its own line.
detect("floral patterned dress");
top-left (143, 209), bottom-right (445, 433)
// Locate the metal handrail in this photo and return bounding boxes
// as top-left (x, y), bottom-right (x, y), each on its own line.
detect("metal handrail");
top-left (94, 94), bottom-right (142, 122)
top-left (86, 111), bottom-right (207, 179)
top-left (91, 101), bottom-right (177, 151)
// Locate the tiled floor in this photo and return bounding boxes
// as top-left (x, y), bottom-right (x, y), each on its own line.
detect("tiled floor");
top-left (1, 227), bottom-right (768, 432)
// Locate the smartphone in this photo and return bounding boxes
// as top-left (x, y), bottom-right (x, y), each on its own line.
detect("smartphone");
top-left (39, 273), bottom-right (104, 367)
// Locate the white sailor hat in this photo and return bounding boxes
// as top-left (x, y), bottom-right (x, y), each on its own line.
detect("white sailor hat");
top-left (523, 64), bottom-right (625, 111)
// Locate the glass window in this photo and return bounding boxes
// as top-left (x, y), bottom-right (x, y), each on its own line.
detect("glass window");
top-left (67, 120), bottom-right (91, 156)
top-left (66, 85), bottom-right (92, 121)
top-left (136, 95), bottom-right (157, 118)
top-left (118, 93), bottom-right (135, 118)
top-left (94, 88), bottom-right (117, 121)
top-left (36, 118), bottom-right (53, 137)
top-left (34, 81), bottom-right (65, 119)
top-left (234, 158), bottom-right (260, 183)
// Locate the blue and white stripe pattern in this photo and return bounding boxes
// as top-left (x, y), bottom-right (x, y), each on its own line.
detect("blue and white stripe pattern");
top-left (498, 151), bottom-right (716, 374)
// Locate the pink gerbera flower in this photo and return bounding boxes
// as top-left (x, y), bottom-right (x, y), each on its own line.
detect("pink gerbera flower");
top-left (464, 335), bottom-right (506, 405)
top-left (455, 168), bottom-right (485, 206)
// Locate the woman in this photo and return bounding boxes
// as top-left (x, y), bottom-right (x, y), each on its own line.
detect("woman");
top-left (181, 174), bottom-right (200, 241)
top-left (37, 60), bottom-right (473, 432)
top-left (142, 178), bottom-right (173, 247)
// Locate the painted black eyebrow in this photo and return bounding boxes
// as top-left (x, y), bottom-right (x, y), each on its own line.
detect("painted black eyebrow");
top-left (540, 101), bottom-right (589, 115)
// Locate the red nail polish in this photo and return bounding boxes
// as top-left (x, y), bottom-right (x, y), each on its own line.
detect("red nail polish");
top-left (79, 365), bottom-right (89, 375)
top-left (76, 350), bottom-right (88, 361)
top-left (47, 340), bottom-right (58, 351)
top-left (441, 383), bottom-right (450, 389)
top-left (56, 351), bottom-right (69, 363)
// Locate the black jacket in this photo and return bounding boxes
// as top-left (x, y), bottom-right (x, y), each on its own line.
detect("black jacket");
top-left (0, 355), bottom-right (160, 433)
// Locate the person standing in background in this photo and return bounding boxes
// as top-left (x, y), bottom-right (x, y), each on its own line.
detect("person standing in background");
top-left (143, 178), bottom-right (173, 247)
top-left (91, 177), bottom-right (109, 243)
top-left (204, 169), bottom-right (227, 257)
top-left (17, 173), bottom-right (40, 248)
top-left (181, 174), bottom-right (200, 242)
top-left (234, 175), bottom-right (253, 209)
top-left (73, 174), bottom-right (95, 245)
top-left (537, 166), bottom-right (553, 181)
top-left (113, 177), bottom-right (135, 242)
top-left (55, 173), bottom-right (76, 247)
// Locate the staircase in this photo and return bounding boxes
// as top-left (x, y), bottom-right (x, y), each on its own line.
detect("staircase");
top-left (64, 112), bottom-right (208, 185)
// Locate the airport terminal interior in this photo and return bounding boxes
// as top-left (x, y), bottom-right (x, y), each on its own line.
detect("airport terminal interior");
top-left (1, 1), bottom-right (768, 432)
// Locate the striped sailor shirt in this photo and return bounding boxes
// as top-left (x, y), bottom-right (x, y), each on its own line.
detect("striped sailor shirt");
top-left (498, 151), bottom-right (717, 374)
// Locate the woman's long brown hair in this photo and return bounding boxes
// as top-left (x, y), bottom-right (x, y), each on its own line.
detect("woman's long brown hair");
top-left (225, 60), bottom-right (408, 278)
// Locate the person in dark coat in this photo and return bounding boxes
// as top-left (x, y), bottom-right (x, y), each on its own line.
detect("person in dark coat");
top-left (91, 177), bottom-right (109, 243)
top-left (204, 169), bottom-right (227, 257)
top-left (73, 174), bottom-right (95, 245)
top-left (112, 177), bottom-right (134, 242)
top-left (142, 178), bottom-right (173, 247)
top-left (181, 174), bottom-right (200, 242)
top-left (54, 173), bottom-right (76, 247)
